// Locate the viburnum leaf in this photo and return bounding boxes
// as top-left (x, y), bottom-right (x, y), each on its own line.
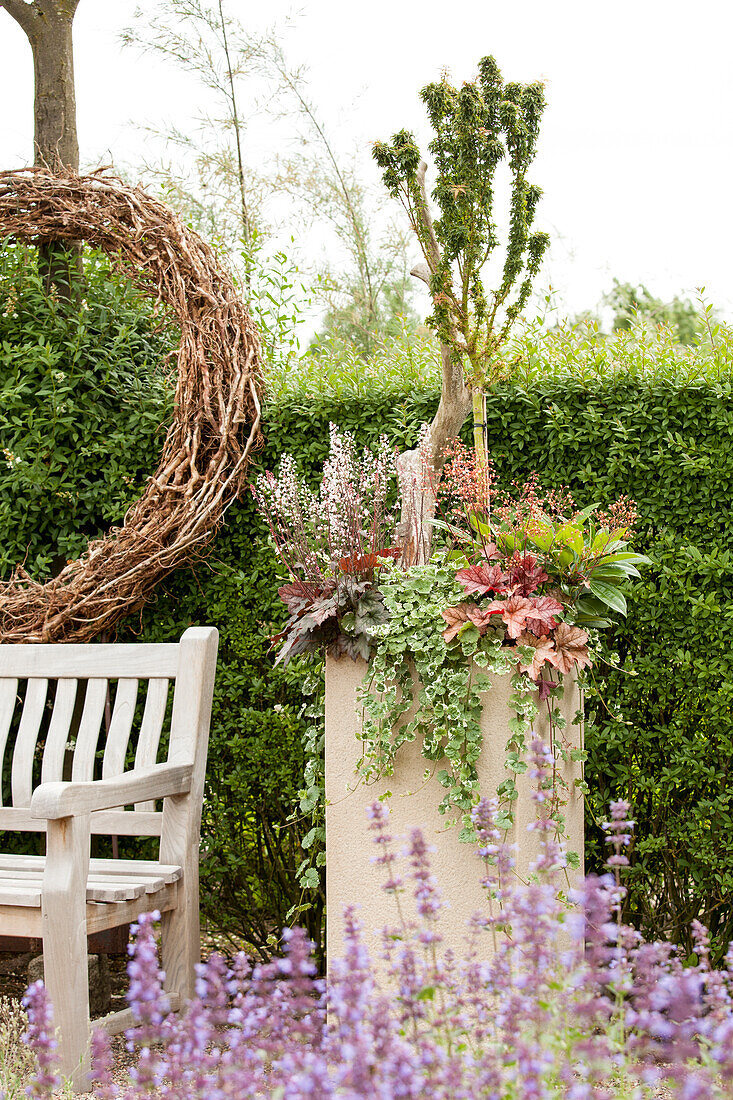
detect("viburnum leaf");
top-left (442, 603), bottom-right (480, 642)
top-left (508, 552), bottom-right (549, 596)
top-left (546, 622), bottom-right (592, 674)
top-left (498, 594), bottom-right (533, 639)
top-left (524, 595), bottom-right (564, 637)
top-left (456, 563), bottom-right (509, 595)
top-left (516, 631), bottom-right (556, 680)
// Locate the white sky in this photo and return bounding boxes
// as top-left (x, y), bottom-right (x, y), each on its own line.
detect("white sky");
top-left (1, 0), bottom-right (732, 319)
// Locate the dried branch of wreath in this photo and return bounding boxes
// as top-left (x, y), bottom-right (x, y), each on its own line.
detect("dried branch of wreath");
top-left (0, 167), bottom-right (263, 642)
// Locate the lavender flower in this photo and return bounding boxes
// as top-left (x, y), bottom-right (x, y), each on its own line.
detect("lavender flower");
top-left (602, 799), bottom-right (634, 875)
top-left (125, 910), bottom-right (170, 1093)
top-left (18, 801), bottom-right (733, 1100)
top-left (89, 1027), bottom-right (119, 1100)
top-left (367, 798), bottom-right (403, 895)
top-left (20, 981), bottom-right (60, 1098)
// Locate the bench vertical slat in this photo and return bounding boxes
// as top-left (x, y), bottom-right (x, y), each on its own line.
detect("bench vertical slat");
top-left (11, 679), bottom-right (49, 807)
top-left (134, 679), bottom-right (169, 811)
top-left (41, 679), bottom-right (78, 785)
top-left (102, 679), bottom-right (138, 779)
top-left (0, 679), bottom-right (18, 806)
top-left (71, 679), bottom-right (108, 782)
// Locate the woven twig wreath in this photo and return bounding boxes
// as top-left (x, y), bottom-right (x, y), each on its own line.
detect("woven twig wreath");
top-left (0, 168), bottom-right (262, 642)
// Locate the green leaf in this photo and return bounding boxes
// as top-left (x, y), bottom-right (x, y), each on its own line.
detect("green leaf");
top-left (588, 578), bottom-right (628, 615)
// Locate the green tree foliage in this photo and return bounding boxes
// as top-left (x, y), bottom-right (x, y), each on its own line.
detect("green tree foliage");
top-left (0, 243), bottom-right (320, 959)
top-left (309, 272), bottom-right (420, 359)
top-left (0, 242), bottom-right (174, 579)
top-left (603, 279), bottom-right (701, 345)
top-left (373, 56), bottom-right (550, 467)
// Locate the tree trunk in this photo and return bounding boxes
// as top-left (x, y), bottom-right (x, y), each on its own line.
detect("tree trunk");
top-left (1, 0), bottom-right (83, 294)
top-left (28, 5), bottom-right (80, 171)
top-left (396, 341), bottom-right (471, 566)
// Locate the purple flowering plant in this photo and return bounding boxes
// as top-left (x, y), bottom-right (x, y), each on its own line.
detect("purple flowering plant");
top-left (19, 737), bottom-right (733, 1099)
top-left (252, 424), bottom-right (400, 664)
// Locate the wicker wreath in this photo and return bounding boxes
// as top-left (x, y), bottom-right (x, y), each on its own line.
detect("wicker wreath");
top-left (0, 168), bottom-right (262, 642)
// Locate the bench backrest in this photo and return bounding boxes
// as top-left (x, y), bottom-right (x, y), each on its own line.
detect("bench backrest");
top-left (0, 627), bottom-right (218, 839)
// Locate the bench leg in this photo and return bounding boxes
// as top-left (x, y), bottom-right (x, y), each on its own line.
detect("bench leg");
top-left (161, 868), bottom-right (200, 1003)
top-left (41, 815), bottom-right (91, 1093)
top-left (160, 790), bottom-right (201, 1004)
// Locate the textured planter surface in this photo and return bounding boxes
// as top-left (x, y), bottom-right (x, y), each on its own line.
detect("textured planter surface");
top-left (325, 655), bottom-right (583, 966)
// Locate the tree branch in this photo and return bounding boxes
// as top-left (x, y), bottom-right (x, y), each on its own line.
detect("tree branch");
top-left (35, 0), bottom-right (83, 17)
top-left (0, 0), bottom-right (39, 35)
top-left (410, 261), bottom-right (431, 286)
top-left (218, 0), bottom-right (250, 253)
top-left (413, 161), bottom-right (441, 272)
top-left (430, 343), bottom-right (471, 464)
top-left (410, 196), bottom-right (471, 466)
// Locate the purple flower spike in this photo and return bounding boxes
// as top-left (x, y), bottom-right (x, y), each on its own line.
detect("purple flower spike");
top-left (367, 799), bottom-right (403, 894)
top-left (21, 980), bottom-right (60, 1098)
top-left (408, 828), bottom-right (442, 928)
top-left (18, 799), bottom-right (733, 1100)
top-left (89, 1027), bottom-right (119, 1099)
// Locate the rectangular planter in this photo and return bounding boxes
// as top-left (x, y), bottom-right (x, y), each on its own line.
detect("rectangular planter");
top-left (325, 655), bottom-right (583, 965)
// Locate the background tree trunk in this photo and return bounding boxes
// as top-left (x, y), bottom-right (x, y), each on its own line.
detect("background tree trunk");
top-left (0, 0), bottom-right (83, 294)
top-left (31, 3), bottom-right (80, 172)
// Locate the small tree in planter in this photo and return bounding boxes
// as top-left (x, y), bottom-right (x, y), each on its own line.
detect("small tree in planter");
top-left (372, 55), bottom-right (549, 563)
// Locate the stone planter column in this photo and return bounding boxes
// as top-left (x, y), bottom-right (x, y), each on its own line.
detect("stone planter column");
top-left (325, 655), bottom-right (583, 964)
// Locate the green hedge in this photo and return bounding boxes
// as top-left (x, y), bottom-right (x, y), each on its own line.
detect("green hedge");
top-left (2, 244), bottom-right (733, 960)
top-left (0, 243), bottom-right (173, 578)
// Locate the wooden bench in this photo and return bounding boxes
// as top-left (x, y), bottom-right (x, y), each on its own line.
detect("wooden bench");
top-left (0, 627), bottom-right (218, 1091)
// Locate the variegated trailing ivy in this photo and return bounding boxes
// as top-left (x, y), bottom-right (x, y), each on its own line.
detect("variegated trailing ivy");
top-left (356, 562), bottom-right (583, 850)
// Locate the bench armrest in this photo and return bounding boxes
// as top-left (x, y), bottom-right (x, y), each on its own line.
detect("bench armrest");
top-left (30, 763), bottom-right (194, 820)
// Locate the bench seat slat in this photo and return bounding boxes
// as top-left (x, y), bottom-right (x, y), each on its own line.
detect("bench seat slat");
top-left (0, 870), bottom-right (163, 901)
top-left (0, 882), bottom-right (41, 907)
top-left (0, 854), bottom-right (181, 884)
top-left (0, 856), bottom-right (182, 905)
